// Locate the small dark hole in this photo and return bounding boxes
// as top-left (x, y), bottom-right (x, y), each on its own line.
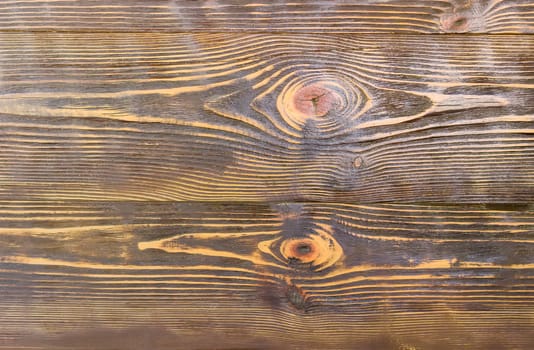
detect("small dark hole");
top-left (296, 244), bottom-right (311, 255)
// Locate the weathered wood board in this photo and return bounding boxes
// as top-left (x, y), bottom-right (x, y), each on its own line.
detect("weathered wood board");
top-left (0, 0), bottom-right (532, 33)
top-left (1, 201), bottom-right (534, 349)
top-left (1, 1), bottom-right (533, 349)
top-left (0, 33), bottom-right (532, 203)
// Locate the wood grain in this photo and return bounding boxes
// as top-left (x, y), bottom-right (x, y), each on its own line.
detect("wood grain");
top-left (1, 3), bottom-right (533, 348)
top-left (1, 201), bottom-right (533, 349)
top-left (0, 0), bottom-right (533, 34)
top-left (0, 33), bottom-right (532, 203)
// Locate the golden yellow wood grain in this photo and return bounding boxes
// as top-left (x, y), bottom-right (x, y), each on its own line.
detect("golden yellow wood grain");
top-left (0, 0), bottom-right (532, 33)
top-left (0, 33), bottom-right (532, 203)
top-left (1, 201), bottom-right (534, 349)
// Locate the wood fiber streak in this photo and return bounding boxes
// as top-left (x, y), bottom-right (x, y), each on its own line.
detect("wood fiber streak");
top-left (0, 33), bottom-right (532, 202)
top-left (1, 201), bottom-right (534, 349)
top-left (0, 0), bottom-right (532, 33)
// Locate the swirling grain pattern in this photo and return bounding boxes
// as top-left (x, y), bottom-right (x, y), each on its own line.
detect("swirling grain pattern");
top-left (0, 33), bottom-right (532, 203)
top-left (0, 0), bottom-right (532, 33)
top-left (1, 201), bottom-right (533, 349)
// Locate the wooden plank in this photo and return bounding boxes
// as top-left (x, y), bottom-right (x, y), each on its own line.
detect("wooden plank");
top-left (0, 33), bottom-right (532, 202)
top-left (0, 0), bottom-right (533, 34)
top-left (0, 201), bottom-right (533, 349)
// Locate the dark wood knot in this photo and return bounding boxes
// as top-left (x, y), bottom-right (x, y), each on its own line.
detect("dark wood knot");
top-left (282, 238), bottom-right (320, 265)
top-left (278, 224), bottom-right (343, 272)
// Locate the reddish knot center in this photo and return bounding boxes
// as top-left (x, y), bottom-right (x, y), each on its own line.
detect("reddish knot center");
top-left (292, 83), bottom-right (339, 117)
top-left (283, 238), bottom-right (319, 264)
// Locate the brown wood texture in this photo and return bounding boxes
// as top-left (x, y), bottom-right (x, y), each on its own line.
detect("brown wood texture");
top-left (0, 33), bottom-right (533, 203)
top-left (0, 0), bottom-right (533, 33)
top-left (1, 201), bottom-right (534, 349)
top-left (1, 1), bottom-right (534, 349)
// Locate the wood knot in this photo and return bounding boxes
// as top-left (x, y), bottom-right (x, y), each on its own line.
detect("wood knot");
top-left (439, 1), bottom-right (486, 33)
top-left (277, 73), bottom-right (370, 133)
top-left (440, 14), bottom-right (470, 32)
top-left (282, 238), bottom-right (320, 265)
top-left (278, 224), bottom-right (343, 272)
top-left (353, 155), bottom-right (364, 169)
top-left (292, 83), bottom-right (341, 118)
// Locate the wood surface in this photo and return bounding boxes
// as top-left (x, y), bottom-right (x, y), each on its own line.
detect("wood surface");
top-left (0, 0), bottom-right (533, 33)
top-left (1, 201), bottom-right (534, 349)
top-left (1, 1), bottom-right (533, 349)
top-left (0, 33), bottom-right (532, 203)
